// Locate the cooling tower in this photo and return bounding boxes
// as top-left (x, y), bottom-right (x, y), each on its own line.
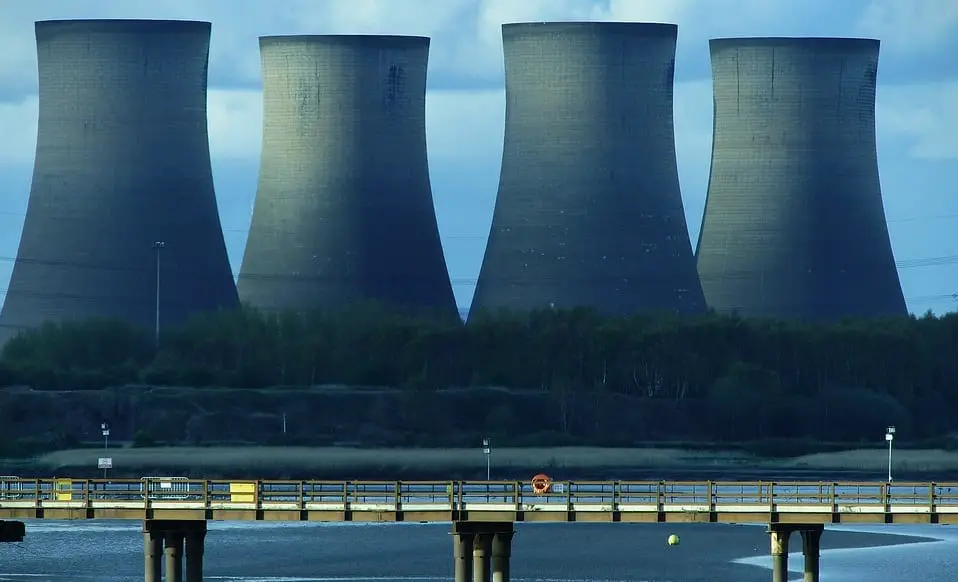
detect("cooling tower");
top-left (237, 35), bottom-right (457, 319)
top-left (470, 22), bottom-right (706, 317)
top-left (0, 20), bottom-right (239, 346)
top-left (695, 37), bottom-right (906, 319)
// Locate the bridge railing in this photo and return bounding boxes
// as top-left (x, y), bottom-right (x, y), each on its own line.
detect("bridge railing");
top-left (2, 479), bottom-right (958, 510)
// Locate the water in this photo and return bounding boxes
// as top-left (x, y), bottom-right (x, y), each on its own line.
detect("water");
top-left (0, 521), bottom-right (955, 581)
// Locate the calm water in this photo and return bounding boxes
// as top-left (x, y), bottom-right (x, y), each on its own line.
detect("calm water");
top-left (0, 521), bottom-right (954, 581)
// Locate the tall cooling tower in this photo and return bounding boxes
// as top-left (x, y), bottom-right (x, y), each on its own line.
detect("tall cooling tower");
top-left (470, 22), bottom-right (706, 317)
top-left (695, 37), bottom-right (906, 319)
top-left (237, 35), bottom-right (457, 318)
top-left (0, 20), bottom-right (239, 346)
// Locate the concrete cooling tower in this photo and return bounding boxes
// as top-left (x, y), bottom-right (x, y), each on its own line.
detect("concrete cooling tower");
top-left (695, 38), bottom-right (906, 320)
top-left (237, 35), bottom-right (457, 319)
top-left (470, 22), bottom-right (706, 317)
top-left (0, 20), bottom-right (239, 346)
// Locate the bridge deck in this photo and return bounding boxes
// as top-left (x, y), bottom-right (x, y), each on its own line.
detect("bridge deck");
top-left (0, 478), bottom-right (956, 524)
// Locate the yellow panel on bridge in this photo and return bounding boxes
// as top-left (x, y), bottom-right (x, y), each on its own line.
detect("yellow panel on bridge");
top-left (229, 482), bottom-right (256, 503)
top-left (0, 479), bottom-right (955, 526)
top-left (53, 479), bottom-right (72, 502)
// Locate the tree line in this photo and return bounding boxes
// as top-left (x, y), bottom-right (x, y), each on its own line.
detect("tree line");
top-left (1, 304), bottom-right (956, 446)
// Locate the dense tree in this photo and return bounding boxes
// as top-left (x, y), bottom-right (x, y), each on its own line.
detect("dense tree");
top-left (1, 304), bottom-right (956, 446)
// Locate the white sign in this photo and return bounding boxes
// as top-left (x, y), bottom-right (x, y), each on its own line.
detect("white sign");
top-left (97, 457), bottom-right (113, 469)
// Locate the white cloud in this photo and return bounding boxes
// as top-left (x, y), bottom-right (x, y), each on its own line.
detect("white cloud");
top-left (878, 82), bottom-right (958, 161)
top-left (426, 89), bottom-right (505, 163)
top-left (206, 90), bottom-right (262, 161)
top-left (857, 0), bottom-right (958, 53)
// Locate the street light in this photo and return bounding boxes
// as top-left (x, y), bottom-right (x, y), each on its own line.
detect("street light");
top-left (482, 437), bottom-right (491, 481)
top-left (886, 426), bottom-right (896, 482)
top-left (101, 422), bottom-right (110, 478)
top-left (153, 241), bottom-right (166, 346)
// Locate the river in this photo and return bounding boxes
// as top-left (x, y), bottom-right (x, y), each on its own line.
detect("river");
top-left (0, 520), bottom-right (953, 581)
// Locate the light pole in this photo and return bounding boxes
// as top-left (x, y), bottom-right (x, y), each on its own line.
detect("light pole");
top-left (101, 422), bottom-right (110, 479)
top-left (153, 241), bottom-right (165, 346)
top-left (886, 426), bottom-right (896, 482)
top-left (482, 437), bottom-right (491, 481)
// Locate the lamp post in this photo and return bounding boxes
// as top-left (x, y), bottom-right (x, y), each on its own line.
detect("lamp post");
top-left (482, 437), bottom-right (491, 481)
top-left (101, 422), bottom-right (110, 478)
top-left (153, 241), bottom-right (165, 347)
top-left (886, 426), bottom-right (896, 482)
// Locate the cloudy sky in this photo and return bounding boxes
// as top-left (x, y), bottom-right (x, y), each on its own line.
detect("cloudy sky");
top-left (0, 0), bottom-right (956, 315)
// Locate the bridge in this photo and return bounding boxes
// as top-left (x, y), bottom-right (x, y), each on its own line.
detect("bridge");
top-left (2, 478), bottom-right (956, 582)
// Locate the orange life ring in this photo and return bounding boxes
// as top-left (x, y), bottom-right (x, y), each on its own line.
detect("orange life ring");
top-left (531, 473), bottom-right (552, 495)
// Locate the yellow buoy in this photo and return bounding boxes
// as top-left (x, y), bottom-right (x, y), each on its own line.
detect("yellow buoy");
top-left (667, 534), bottom-right (680, 546)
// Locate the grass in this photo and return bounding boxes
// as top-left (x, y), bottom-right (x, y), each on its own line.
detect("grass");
top-left (34, 446), bottom-right (751, 471)
top-left (782, 448), bottom-right (958, 472)
top-left (23, 446), bottom-right (958, 474)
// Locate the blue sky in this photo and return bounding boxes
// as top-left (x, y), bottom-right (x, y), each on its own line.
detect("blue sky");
top-left (0, 0), bottom-right (956, 315)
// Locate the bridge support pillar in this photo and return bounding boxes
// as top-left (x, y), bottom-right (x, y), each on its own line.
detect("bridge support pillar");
top-left (164, 532), bottom-right (184, 582)
top-left (0, 520), bottom-right (25, 543)
top-left (144, 520), bottom-right (207, 582)
top-left (768, 526), bottom-right (791, 582)
top-left (768, 524), bottom-right (824, 582)
top-left (185, 530), bottom-right (206, 582)
top-left (800, 527), bottom-right (823, 582)
top-left (143, 530), bottom-right (163, 582)
top-left (452, 531), bottom-right (474, 582)
top-left (491, 530), bottom-right (514, 582)
top-left (473, 533), bottom-right (491, 582)
top-left (452, 522), bottom-right (514, 582)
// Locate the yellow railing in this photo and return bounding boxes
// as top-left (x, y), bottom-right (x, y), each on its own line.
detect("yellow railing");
top-left (0, 479), bottom-right (956, 510)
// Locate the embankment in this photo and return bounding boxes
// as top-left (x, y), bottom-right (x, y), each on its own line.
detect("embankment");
top-left (5, 446), bottom-right (958, 481)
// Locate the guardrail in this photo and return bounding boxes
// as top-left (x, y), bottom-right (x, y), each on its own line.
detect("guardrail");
top-left (0, 479), bottom-right (957, 514)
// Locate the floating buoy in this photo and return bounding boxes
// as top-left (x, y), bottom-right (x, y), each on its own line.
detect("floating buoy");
top-left (667, 534), bottom-right (680, 546)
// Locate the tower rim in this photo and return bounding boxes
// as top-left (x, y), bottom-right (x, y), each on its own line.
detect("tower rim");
top-left (502, 21), bottom-right (677, 36)
top-left (35, 19), bottom-right (211, 30)
top-left (259, 34), bottom-right (430, 47)
top-left (709, 36), bottom-right (879, 49)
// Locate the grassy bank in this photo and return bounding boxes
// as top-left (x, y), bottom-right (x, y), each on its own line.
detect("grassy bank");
top-left (3, 446), bottom-right (956, 480)
top-left (32, 445), bottom-right (748, 471)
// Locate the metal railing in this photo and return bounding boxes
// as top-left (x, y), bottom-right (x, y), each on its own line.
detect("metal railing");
top-left (0, 478), bottom-right (957, 512)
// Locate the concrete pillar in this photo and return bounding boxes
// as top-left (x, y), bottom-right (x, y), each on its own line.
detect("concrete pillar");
top-left (185, 530), bottom-right (206, 582)
top-left (453, 532), bottom-right (474, 582)
top-left (491, 531), bottom-right (514, 582)
top-left (472, 533), bottom-right (492, 582)
top-left (164, 532), bottom-right (184, 582)
top-left (144, 531), bottom-right (163, 582)
top-left (769, 528), bottom-right (791, 582)
top-left (801, 528), bottom-right (823, 582)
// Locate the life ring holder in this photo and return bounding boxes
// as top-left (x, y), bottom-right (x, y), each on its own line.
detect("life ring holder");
top-left (531, 473), bottom-right (552, 495)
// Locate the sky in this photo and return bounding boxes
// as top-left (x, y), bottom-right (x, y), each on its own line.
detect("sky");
top-left (0, 0), bottom-right (956, 315)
